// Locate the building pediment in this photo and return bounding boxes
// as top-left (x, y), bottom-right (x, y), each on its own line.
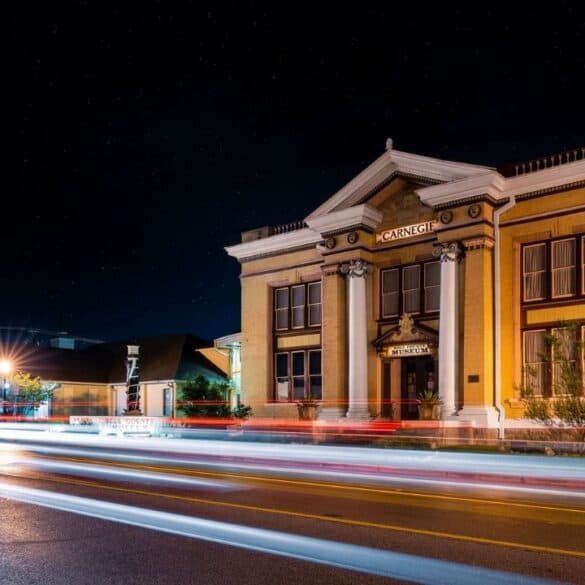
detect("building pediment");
top-left (374, 314), bottom-right (438, 357)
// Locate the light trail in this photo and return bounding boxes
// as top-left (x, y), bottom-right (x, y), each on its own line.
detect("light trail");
top-left (0, 482), bottom-right (562, 585)
top-left (9, 456), bottom-right (244, 491)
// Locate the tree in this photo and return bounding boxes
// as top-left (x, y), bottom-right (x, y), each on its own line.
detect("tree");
top-left (10, 372), bottom-right (57, 416)
top-left (520, 322), bottom-right (585, 433)
top-left (178, 375), bottom-right (231, 418)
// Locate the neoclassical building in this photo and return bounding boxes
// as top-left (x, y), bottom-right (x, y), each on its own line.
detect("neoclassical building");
top-left (226, 143), bottom-right (585, 430)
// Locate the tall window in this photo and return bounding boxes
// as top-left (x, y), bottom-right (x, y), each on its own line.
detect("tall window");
top-left (551, 239), bottom-right (576, 298)
top-left (551, 327), bottom-right (578, 394)
top-left (274, 350), bottom-right (321, 401)
top-left (522, 235), bottom-right (585, 303)
top-left (403, 266), bottom-right (420, 314)
top-left (274, 282), bottom-right (321, 330)
top-left (381, 268), bottom-right (399, 317)
top-left (381, 261), bottom-right (439, 318)
top-left (523, 330), bottom-right (546, 396)
top-left (424, 261), bottom-right (441, 312)
top-left (523, 243), bottom-right (546, 301)
top-left (275, 288), bottom-right (289, 330)
top-left (308, 282), bottom-right (322, 326)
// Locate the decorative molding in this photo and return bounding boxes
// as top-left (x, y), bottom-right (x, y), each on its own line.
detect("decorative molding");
top-left (225, 228), bottom-right (321, 262)
top-left (347, 231), bottom-right (358, 244)
top-left (305, 204), bottom-right (383, 235)
top-left (439, 210), bottom-right (453, 224)
top-left (433, 241), bottom-right (463, 262)
top-left (467, 203), bottom-right (481, 218)
top-left (416, 172), bottom-right (506, 207)
top-left (321, 263), bottom-right (341, 277)
top-left (339, 259), bottom-right (370, 278)
top-left (463, 237), bottom-right (495, 250)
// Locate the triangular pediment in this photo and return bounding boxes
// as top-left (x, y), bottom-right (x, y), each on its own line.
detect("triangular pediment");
top-left (374, 314), bottom-right (438, 352)
top-left (305, 147), bottom-right (493, 221)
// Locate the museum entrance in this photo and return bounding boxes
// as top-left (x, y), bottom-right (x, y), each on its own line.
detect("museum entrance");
top-left (401, 356), bottom-right (435, 420)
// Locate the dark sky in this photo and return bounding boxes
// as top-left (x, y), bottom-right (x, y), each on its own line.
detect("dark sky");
top-left (4, 2), bottom-right (585, 342)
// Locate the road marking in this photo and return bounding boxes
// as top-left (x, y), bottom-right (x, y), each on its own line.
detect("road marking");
top-left (50, 454), bottom-right (585, 517)
top-left (10, 470), bottom-right (585, 560)
top-left (0, 481), bottom-right (558, 585)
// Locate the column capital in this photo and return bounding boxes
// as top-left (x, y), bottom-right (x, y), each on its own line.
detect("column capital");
top-left (433, 241), bottom-right (463, 263)
top-left (340, 259), bottom-right (370, 278)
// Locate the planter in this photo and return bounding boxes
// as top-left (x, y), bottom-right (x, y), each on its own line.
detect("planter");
top-left (417, 403), bottom-right (441, 420)
top-left (297, 403), bottom-right (320, 420)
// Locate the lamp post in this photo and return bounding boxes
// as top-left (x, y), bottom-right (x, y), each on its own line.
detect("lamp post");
top-left (0, 359), bottom-right (12, 418)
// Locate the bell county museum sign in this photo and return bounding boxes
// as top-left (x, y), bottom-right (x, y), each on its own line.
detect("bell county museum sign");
top-left (376, 220), bottom-right (437, 244)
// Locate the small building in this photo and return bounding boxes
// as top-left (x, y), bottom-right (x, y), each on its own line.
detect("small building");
top-left (225, 143), bottom-right (585, 429)
top-left (4, 333), bottom-right (229, 418)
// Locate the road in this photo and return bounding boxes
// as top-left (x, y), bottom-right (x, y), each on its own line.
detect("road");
top-left (0, 427), bottom-right (584, 584)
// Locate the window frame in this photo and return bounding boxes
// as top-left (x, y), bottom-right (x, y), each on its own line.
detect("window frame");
top-left (273, 349), bottom-right (322, 402)
top-left (521, 235), bottom-right (585, 305)
top-left (551, 238), bottom-right (577, 299)
top-left (522, 242), bottom-right (547, 302)
top-left (424, 261), bottom-right (441, 313)
top-left (273, 281), bottom-right (321, 331)
top-left (380, 260), bottom-right (440, 319)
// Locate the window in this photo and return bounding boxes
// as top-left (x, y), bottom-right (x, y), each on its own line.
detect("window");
top-left (424, 261), bottom-right (441, 312)
top-left (551, 239), bottom-right (576, 298)
top-left (551, 327), bottom-right (578, 394)
top-left (522, 235), bottom-right (585, 303)
top-left (381, 261), bottom-right (439, 318)
top-left (403, 266), bottom-right (420, 314)
top-left (381, 268), bottom-right (399, 317)
top-left (523, 330), bottom-right (546, 396)
top-left (274, 282), bottom-right (321, 330)
top-left (308, 282), bottom-right (322, 326)
top-left (274, 350), bottom-right (321, 401)
top-left (275, 288), bottom-right (289, 330)
top-left (291, 286), bottom-right (306, 328)
top-left (523, 243), bottom-right (546, 301)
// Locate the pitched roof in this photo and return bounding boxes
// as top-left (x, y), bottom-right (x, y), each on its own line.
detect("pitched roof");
top-left (5, 333), bottom-right (228, 384)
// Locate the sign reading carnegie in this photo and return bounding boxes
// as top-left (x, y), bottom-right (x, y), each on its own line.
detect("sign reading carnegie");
top-left (376, 220), bottom-right (437, 244)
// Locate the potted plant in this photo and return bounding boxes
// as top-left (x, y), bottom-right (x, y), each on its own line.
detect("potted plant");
top-left (296, 395), bottom-right (320, 420)
top-left (417, 389), bottom-right (442, 420)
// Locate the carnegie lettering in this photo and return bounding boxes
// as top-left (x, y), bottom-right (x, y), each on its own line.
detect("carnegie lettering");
top-left (376, 220), bottom-right (437, 243)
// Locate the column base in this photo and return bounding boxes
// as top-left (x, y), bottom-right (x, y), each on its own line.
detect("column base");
top-left (345, 406), bottom-right (371, 421)
top-left (455, 406), bottom-right (500, 428)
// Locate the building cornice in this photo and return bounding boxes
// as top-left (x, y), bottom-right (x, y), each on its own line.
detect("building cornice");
top-left (225, 228), bottom-right (321, 262)
top-left (305, 204), bottom-right (383, 235)
top-left (416, 172), bottom-right (506, 207)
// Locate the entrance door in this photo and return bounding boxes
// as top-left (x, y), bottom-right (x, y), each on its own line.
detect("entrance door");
top-left (401, 356), bottom-right (435, 420)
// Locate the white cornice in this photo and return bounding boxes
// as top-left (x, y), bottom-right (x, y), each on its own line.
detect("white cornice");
top-left (505, 158), bottom-right (585, 197)
top-left (225, 228), bottom-right (321, 261)
top-left (416, 172), bottom-right (506, 206)
top-left (306, 149), bottom-right (493, 219)
top-left (305, 204), bottom-right (383, 235)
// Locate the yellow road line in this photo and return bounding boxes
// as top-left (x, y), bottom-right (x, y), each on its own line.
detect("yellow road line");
top-left (51, 454), bottom-right (585, 517)
top-left (11, 470), bottom-right (585, 560)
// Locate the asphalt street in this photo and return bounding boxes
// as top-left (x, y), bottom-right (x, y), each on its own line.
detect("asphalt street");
top-left (0, 432), bottom-right (583, 584)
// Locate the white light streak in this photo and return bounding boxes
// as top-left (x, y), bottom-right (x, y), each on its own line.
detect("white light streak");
top-left (0, 482), bottom-right (559, 585)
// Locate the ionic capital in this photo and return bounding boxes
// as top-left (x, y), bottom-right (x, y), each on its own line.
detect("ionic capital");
top-left (433, 241), bottom-right (463, 263)
top-left (340, 258), bottom-right (370, 278)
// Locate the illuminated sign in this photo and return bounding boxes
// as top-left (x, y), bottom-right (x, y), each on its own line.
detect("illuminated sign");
top-left (376, 220), bottom-right (437, 244)
top-left (387, 343), bottom-right (432, 358)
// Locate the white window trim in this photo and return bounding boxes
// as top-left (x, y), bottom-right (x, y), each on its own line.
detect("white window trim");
top-left (551, 238), bottom-right (576, 299)
top-left (307, 282), bottom-right (322, 327)
top-left (424, 261), bottom-right (440, 313)
top-left (523, 243), bottom-right (546, 302)
top-left (402, 265), bottom-right (420, 315)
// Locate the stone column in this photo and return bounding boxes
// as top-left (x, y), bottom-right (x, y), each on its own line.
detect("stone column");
top-left (340, 259), bottom-right (371, 420)
top-left (319, 265), bottom-right (347, 421)
top-left (434, 242), bottom-right (462, 417)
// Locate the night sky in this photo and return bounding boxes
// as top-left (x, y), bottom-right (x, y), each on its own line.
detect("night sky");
top-left (5, 3), bottom-right (585, 342)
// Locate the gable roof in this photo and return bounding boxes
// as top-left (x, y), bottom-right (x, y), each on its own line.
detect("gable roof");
top-left (8, 333), bottom-right (228, 385)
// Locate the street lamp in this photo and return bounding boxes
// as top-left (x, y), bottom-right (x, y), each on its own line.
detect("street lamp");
top-left (0, 359), bottom-right (12, 417)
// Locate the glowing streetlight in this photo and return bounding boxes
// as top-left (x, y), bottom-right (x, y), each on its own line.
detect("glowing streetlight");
top-left (0, 359), bottom-right (11, 417)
